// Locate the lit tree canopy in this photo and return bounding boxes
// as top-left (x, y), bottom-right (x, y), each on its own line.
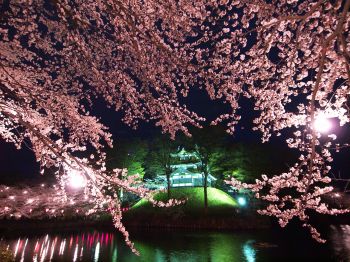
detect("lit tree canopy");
top-left (107, 138), bottom-right (148, 178)
top-left (210, 143), bottom-right (274, 184)
top-left (1, 0), bottom-right (350, 251)
top-left (144, 136), bottom-right (176, 198)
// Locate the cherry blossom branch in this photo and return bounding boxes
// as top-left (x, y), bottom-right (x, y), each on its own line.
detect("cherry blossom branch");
top-left (0, 107), bottom-right (183, 254)
top-left (308, 0), bottom-right (350, 191)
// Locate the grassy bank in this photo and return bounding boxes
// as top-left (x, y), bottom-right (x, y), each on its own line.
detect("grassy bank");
top-left (130, 187), bottom-right (238, 217)
top-left (0, 188), bottom-right (271, 231)
top-left (124, 187), bottom-right (270, 229)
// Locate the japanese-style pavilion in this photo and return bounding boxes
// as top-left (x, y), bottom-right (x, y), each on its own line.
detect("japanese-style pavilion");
top-left (169, 148), bottom-right (216, 187)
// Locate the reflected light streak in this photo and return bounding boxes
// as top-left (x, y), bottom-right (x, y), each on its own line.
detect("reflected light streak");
top-left (243, 242), bottom-right (256, 262)
top-left (80, 246), bottom-right (84, 258)
top-left (112, 247), bottom-right (117, 262)
top-left (73, 244), bottom-right (79, 262)
top-left (20, 238), bottom-right (28, 262)
top-left (94, 242), bottom-right (100, 262)
top-left (69, 236), bottom-right (73, 248)
top-left (14, 238), bottom-right (20, 257)
top-left (59, 239), bottom-right (66, 255)
top-left (50, 238), bottom-right (57, 261)
top-left (34, 240), bottom-right (40, 253)
top-left (6, 231), bottom-right (115, 262)
top-left (40, 239), bottom-right (50, 262)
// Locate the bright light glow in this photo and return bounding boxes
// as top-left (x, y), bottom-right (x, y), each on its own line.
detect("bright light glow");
top-left (94, 242), bottom-right (100, 262)
top-left (21, 239), bottom-right (28, 262)
top-left (68, 170), bottom-right (87, 189)
top-left (243, 242), bottom-right (256, 262)
top-left (73, 244), bottom-right (78, 262)
top-left (59, 239), bottom-right (66, 255)
top-left (14, 238), bottom-right (20, 257)
top-left (238, 197), bottom-right (247, 206)
top-left (313, 114), bottom-right (332, 133)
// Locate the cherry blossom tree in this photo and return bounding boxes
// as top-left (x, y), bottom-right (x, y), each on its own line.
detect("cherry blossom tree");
top-left (1, 0), bottom-right (350, 253)
top-left (218, 0), bottom-right (350, 242)
top-left (0, 0), bottom-right (198, 253)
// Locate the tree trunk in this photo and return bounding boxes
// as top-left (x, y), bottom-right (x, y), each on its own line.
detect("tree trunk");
top-left (167, 173), bottom-right (171, 199)
top-left (204, 171), bottom-right (208, 212)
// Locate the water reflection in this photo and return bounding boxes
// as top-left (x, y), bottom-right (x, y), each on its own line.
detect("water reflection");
top-left (1, 230), bottom-right (260, 262)
top-left (1, 231), bottom-right (115, 262)
top-left (94, 242), bottom-right (100, 262)
top-left (242, 241), bottom-right (256, 262)
top-left (0, 226), bottom-right (348, 261)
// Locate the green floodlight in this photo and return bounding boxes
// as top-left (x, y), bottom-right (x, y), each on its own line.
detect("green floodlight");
top-left (238, 196), bottom-right (247, 206)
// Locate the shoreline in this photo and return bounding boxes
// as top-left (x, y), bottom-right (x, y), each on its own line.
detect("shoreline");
top-left (0, 213), bottom-right (271, 233)
top-left (0, 211), bottom-right (348, 234)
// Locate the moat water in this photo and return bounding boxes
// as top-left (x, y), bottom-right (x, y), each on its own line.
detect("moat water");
top-left (1, 224), bottom-right (349, 261)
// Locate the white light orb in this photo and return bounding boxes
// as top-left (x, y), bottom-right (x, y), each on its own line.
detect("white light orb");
top-left (68, 170), bottom-right (87, 189)
top-left (313, 115), bottom-right (332, 133)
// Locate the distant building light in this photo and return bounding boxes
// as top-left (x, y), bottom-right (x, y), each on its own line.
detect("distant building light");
top-left (238, 197), bottom-right (247, 206)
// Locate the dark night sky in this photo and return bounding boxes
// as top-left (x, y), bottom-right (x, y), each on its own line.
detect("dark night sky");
top-left (1, 86), bottom-right (350, 186)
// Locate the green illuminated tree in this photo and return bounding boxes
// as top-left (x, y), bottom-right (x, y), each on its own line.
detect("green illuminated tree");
top-left (106, 138), bottom-right (148, 201)
top-left (184, 126), bottom-right (227, 211)
top-left (211, 144), bottom-right (266, 183)
top-left (144, 136), bottom-right (176, 199)
top-left (211, 142), bottom-right (296, 193)
top-left (107, 138), bottom-right (148, 178)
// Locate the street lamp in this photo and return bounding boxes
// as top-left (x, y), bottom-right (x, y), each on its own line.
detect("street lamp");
top-left (68, 170), bottom-right (86, 189)
top-left (313, 114), bottom-right (332, 134)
